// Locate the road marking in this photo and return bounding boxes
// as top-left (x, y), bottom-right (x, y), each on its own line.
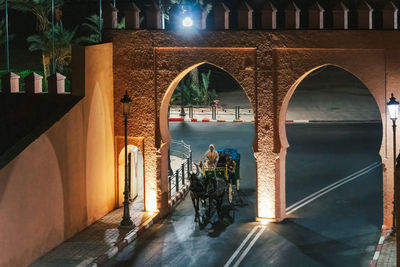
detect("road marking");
top-left (286, 161), bottom-right (381, 215)
top-left (232, 226), bottom-right (266, 267)
top-left (224, 225), bottom-right (266, 267)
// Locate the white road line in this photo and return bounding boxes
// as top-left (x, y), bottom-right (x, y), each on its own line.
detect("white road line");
top-left (286, 161), bottom-right (380, 212)
top-left (286, 162), bottom-right (381, 215)
top-left (224, 226), bottom-right (260, 267)
top-left (232, 226), bottom-right (266, 267)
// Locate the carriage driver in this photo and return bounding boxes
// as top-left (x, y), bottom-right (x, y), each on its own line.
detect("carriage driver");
top-left (205, 144), bottom-right (219, 170)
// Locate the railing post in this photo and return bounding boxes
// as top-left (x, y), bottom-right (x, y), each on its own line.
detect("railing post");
top-left (175, 169), bottom-right (179, 193)
top-left (235, 106), bottom-right (240, 120)
top-left (212, 104), bottom-right (217, 120)
top-left (181, 163), bottom-right (185, 185)
top-left (189, 105), bottom-right (193, 118)
top-left (187, 157), bottom-right (190, 177)
top-left (169, 175), bottom-right (172, 197)
top-left (190, 150), bottom-right (192, 169)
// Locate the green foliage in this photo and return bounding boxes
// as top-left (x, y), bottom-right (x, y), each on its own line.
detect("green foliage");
top-left (27, 21), bottom-right (77, 72)
top-left (171, 68), bottom-right (217, 106)
top-left (76, 14), bottom-right (102, 44)
top-left (1, 0), bottom-right (64, 34)
top-left (0, 18), bottom-right (15, 47)
top-left (0, 69), bottom-right (46, 92)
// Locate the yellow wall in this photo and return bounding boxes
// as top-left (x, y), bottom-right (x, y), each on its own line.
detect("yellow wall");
top-left (0, 43), bottom-right (115, 267)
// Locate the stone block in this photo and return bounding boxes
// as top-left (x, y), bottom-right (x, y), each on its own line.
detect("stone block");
top-left (125, 1), bottom-right (141, 29)
top-left (285, 1), bottom-right (300, 29)
top-left (47, 73), bottom-right (66, 94)
top-left (214, 2), bottom-right (230, 30)
top-left (382, 1), bottom-right (398, 30)
top-left (201, 8), bottom-right (208, 29)
top-left (103, 3), bottom-right (118, 29)
top-left (358, 1), bottom-right (373, 29)
top-left (333, 2), bottom-right (349, 29)
top-left (309, 1), bottom-right (324, 29)
top-left (261, 1), bottom-right (277, 29)
top-left (24, 72), bottom-right (43, 94)
top-left (1, 72), bottom-right (20, 93)
top-left (146, 1), bottom-right (161, 29)
top-left (237, 1), bottom-right (253, 30)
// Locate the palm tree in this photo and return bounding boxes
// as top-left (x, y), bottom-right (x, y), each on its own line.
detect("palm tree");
top-left (5, 0), bottom-right (64, 34)
top-left (172, 68), bottom-right (216, 106)
top-left (27, 22), bottom-right (77, 76)
top-left (76, 14), bottom-right (102, 44)
top-left (0, 18), bottom-right (14, 47)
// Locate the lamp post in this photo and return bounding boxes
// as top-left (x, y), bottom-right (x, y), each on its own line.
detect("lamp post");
top-left (120, 91), bottom-right (134, 228)
top-left (387, 93), bottom-right (399, 235)
top-left (179, 86), bottom-right (186, 117)
top-left (5, 0), bottom-right (10, 73)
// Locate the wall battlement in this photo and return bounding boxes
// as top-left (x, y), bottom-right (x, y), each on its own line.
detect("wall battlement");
top-left (103, 1), bottom-right (398, 31)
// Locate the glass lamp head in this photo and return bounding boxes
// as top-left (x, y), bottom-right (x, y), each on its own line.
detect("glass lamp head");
top-left (387, 93), bottom-right (399, 121)
top-left (121, 90), bottom-right (132, 116)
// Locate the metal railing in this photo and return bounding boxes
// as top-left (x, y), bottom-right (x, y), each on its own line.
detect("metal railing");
top-left (168, 105), bottom-right (253, 120)
top-left (169, 139), bottom-right (192, 197)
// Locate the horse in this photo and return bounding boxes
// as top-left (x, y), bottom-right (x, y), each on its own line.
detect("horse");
top-left (189, 163), bottom-right (226, 225)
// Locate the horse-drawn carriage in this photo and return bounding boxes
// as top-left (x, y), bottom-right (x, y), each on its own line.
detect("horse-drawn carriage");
top-left (189, 148), bottom-right (241, 227)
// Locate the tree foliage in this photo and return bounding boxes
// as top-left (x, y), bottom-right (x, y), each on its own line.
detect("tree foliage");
top-left (1, 0), bottom-right (64, 34)
top-left (27, 22), bottom-right (77, 72)
top-left (171, 69), bottom-right (217, 106)
top-left (0, 18), bottom-right (15, 47)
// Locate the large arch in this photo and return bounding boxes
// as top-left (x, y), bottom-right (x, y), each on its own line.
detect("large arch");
top-left (159, 61), bottom-right (256, 203)
top-left (153, 47), bottom-right (259, 215)
top-left (279, 64), bottom-right (384, 154)
top-left (274, 48), bottom-right (391, 227)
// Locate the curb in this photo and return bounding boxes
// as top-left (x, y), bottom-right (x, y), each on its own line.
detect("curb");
top-left (169, 118), bottom-right (382, 124)
top-left (168, 118), bottom-right (251, 123)
top-left (90, 212), bottom-right (162, 267)
top-left (370, 230), bottom-right (391, 267)
top-left (90, 184), bottom-right (190, 267)
top-left (168, 184), bottom-right (190, 208)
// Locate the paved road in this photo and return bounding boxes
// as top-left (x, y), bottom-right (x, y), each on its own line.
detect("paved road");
top-left (105, 122), bottom-right (383, 267)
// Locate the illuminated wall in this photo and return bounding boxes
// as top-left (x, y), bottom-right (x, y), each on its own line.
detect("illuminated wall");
top-left (0, 43), bottom-right (115, 267)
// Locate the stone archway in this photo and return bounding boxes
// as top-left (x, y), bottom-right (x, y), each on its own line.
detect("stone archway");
top-left (158, 59), bottom-right (257, 211)
top-left (274, 49), bottom-right (391, 227)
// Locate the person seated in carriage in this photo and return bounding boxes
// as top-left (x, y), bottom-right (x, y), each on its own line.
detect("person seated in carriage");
top-left (205, 144), bottom-right (219, 170)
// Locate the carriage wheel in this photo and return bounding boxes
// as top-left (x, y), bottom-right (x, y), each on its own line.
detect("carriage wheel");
top-left (228, 184), bottom-right (233, 204)
top-left (225, 185), bottom-right (235, 224)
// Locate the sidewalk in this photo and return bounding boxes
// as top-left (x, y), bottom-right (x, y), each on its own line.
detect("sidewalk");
top-left (30, 157), bottom-right (190, 267)
top-left (371, 230), bottom-right (396, 267)
top-left (30, 198), bottom-right (160, 267)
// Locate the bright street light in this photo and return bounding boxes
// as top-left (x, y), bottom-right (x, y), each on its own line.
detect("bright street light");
top-left (182, 17), bottom-right (193, 27)
top-left (388, 93), bottom-right (399, 120)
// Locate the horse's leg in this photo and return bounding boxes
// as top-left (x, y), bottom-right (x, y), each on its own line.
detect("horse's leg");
top-left (191, 192), bottom-right (199, 222)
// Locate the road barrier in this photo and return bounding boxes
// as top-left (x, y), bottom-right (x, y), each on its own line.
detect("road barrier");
top-left (169, 139), bottom-right (192, 197)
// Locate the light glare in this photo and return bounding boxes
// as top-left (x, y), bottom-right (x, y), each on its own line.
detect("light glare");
top-left (182, 17), bottom-right (193, 27)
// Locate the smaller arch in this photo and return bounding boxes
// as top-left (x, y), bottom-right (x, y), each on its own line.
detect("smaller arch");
top-left (118, 145), bottom-right (144, 207)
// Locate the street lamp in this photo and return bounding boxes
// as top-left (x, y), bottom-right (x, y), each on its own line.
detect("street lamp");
top-left (182, 17), bottom-right (193, 27)
top-left (387, 93), bottom-right (399, 235)
top-left (120, 90), bottom-right (134, 228)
